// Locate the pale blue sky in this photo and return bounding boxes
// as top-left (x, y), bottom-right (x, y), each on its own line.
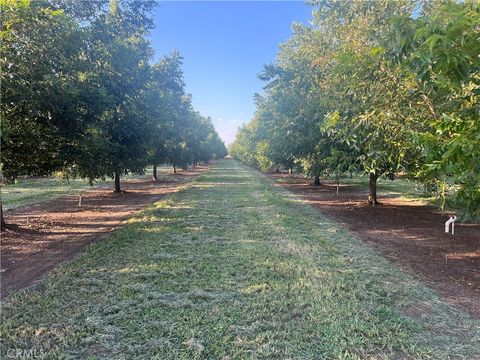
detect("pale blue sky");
top-left (150, 1), bottom-right (313, 145)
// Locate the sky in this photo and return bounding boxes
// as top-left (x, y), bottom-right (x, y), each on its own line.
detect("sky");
top-left (150, 1), bottom-right (314, 145)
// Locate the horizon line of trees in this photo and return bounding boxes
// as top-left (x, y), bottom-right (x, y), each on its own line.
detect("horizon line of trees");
top-left (0, 0), bottom-right (227, 228)
top-left (230, 0), bottom-right (479, 220)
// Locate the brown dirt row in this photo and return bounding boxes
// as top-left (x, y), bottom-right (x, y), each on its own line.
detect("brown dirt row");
top-left (0, 166), bottom-right (208, 298)
top-left (269, 173), bottom-right (480, 319)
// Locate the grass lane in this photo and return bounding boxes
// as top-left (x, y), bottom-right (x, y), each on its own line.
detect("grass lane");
top-left (1, 159), bottom-right (478, 359)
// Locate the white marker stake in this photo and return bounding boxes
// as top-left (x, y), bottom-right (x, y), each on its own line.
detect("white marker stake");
top-left (78, 194), bottom-right (82, 207)
top-left (451, 216), bottom-right (458, 235)
top-left (444, 216), bottom-right (458, 234)
top-left (445, 216), bottom-right (453, 233)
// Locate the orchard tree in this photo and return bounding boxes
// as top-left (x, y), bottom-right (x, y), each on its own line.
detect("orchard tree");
top-left (73, 0), bottom-right (156, 192)
top-left (190, 115), bottom-right (226, 165)
top-left (0, 0), bottom-right (100, 227)
top-left (146, 51), bottom-right (189, 179)
top-left (408, 1), bottom-right (480, 218)
top-left (258, 27), bottom-right (331, 182)
top-left (306, 0), bottom-right (421, 205)
top-left (0, 0), bottom-right (89, 181)
top-left (164, 95), bottom-right (194, 173)
top-left (229, 121), bottom-right (260, 167)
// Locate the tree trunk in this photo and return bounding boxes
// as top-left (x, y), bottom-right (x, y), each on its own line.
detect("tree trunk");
top-left (173, 165), bottom-right (177, 174)
top-left (288, 168), bottom-right (293, 176)
top-left (1, 200), bottom-right (7, 231)
top-left (313, 175), bottom-right (321, 186)
top-left (152, 165), bottom-right (158, 181)
top-left (368, 172), bottom-right (379, 205)
top-left (114, 171), bottom-right (121, 193)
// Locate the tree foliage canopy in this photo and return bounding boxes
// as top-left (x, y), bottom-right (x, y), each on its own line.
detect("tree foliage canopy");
top-left (1, 0), bottom-right (227, 193)
top-left (230, 0), bottom-right (480, 219)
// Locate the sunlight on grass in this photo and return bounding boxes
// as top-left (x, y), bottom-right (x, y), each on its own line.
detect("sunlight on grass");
top-left (0, 166), bottom-right (173, 211)
top-left (1, 160), bottom-right (478, 359)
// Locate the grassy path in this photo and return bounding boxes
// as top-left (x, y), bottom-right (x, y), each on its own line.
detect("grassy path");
top-left (1, 160), bottom-right (478, 359)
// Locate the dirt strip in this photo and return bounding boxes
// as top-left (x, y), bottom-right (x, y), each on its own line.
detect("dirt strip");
top-left (270, 174), bottom-right (480, 319)
top-left (1, 166), bottom-right (208, 298)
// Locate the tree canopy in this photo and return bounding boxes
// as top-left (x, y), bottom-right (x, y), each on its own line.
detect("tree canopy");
top-left (230, 0), bottom-right (479, 219)
top-left (0, 0), bottom-right (227, 225)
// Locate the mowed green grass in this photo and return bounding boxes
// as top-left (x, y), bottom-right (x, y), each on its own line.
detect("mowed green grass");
top-left (1, 166), bottom-right (170, 211)
top-left (1, 160), bottom-right (478, 359)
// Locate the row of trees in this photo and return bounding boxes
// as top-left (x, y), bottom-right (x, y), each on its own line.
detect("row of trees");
top-left (1, 0), bottom-right (227, 227)
top-left (230, 0), bottom-right (479, 220)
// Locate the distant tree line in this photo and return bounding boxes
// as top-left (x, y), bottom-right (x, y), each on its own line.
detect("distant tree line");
top-left (0, 0), bottom-right (227, 227)
top-left (230, 0), bottom-right (479, 220)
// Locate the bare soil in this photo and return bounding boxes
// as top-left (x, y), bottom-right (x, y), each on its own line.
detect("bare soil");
top-left (270, 174), bottom-right (480, 319)
top-left (1, 166), bottom-right (208, 298)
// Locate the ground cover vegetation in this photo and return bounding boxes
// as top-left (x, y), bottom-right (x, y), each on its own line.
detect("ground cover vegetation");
top-left (0, 165), bottom-right (174, 211)
top-left (0, 0), bottom-right (227, 227)
top-left (229, 0), bottom-right (480, 220)
top-left (1, 160), bottom-right (479, 359)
